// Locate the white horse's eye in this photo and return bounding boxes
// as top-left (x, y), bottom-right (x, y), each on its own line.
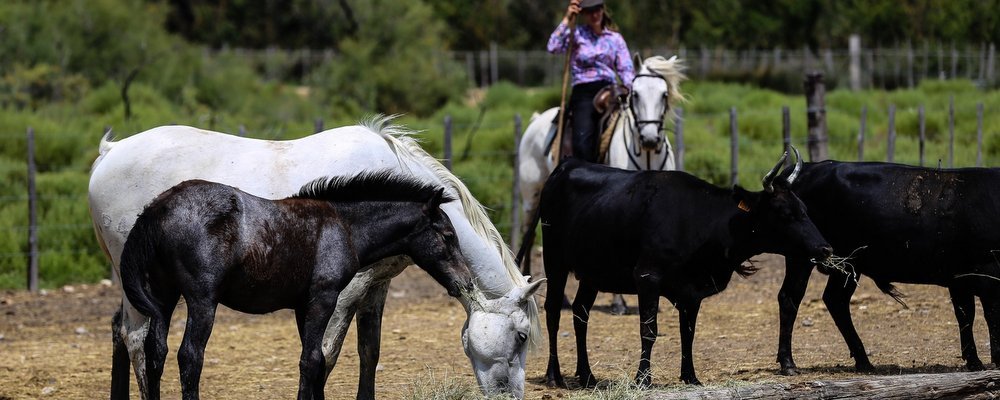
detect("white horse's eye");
top-left (516, 332), bottom-right (528, 343)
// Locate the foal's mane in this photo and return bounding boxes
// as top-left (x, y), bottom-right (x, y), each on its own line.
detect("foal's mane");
top-left (292, 170), bottom-right (454, 204)
top-left (640, 56), bottom-right (688, 114)
top-left (360, 114), bottom-right (542, 351)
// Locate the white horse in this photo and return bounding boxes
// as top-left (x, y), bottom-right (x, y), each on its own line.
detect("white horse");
top-left (89, 115), bottom-right (543, 400)
top-left (517, 55), bottom-right (686, 313)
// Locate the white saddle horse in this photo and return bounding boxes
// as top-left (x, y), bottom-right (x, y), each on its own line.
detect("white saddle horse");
top-left (90, 115), bottom-right (542, 399)
top-left (517, 55), bottom-right (686, 313)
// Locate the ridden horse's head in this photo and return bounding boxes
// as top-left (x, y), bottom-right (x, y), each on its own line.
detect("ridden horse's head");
top-left (462, 279), bottom-right (545, 398)
top-left (407, 188), bottom-right (474, 297)
top-left (628, 55), bottom-right (687, 152)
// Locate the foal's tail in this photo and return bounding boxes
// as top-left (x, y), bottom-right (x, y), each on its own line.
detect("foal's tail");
top-left (514, 207), bottom-right (541, 269)
top-left (119, 215), bottom-right (163, 320)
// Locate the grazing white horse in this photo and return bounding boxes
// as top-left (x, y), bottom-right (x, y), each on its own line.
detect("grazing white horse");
top-left (517, 56), bottom-right (687, 303)
top-left (89, 115), bottom-right (542, 400)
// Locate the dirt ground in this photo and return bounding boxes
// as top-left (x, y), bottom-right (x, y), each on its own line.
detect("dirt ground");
top-left (0, 252), bottom-right (992, 399)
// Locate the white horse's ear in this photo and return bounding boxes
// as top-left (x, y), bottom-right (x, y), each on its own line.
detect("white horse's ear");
top-left (633, 52), bottom-right (643, 68)
top-left (668, 55), bottom-right (678, 62)
top-left (510, 278), bottom-right (546, 303)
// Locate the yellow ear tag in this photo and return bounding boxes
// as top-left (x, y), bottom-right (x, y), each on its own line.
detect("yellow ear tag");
top-left (737, 200), bottom-right (751, 212)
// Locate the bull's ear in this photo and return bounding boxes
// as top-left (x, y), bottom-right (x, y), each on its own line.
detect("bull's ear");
top-left (732, 185), bottom-right (758, 212)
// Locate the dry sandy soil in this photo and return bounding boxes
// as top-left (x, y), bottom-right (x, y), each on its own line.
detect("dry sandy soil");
top-left (0, 252), bottom-right (992, 399)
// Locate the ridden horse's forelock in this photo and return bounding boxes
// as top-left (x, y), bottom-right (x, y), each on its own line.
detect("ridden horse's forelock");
top-left (91, 115), bottom-right (542, 400)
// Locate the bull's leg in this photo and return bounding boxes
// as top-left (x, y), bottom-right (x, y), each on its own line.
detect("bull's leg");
top-left (543, 262), bottom-right (569, 388)
top-left (676, 300), bottom-right (702, 385)
top-left (571, 282), bottom-right (599, 388)
top-left (610, 294), bottom-right (628, 316)
top-left (110, 307), bottom-right (131, 400)
top-left (980, 292), bottom-right (1000, 368)
top-left (355, 282), bottom-right (389, 400)
top-left (822, 274), bottom-right (873, 372)
top-left (950, 286), bottom-right (985, 370)
top-left (634, 289), bottom-right (661, 387)
top-left (776, 259), bottom-right (815, 375)
top-left (177, 300), bottom-right (218, 400)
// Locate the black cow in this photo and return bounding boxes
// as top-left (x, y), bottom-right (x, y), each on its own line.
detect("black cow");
top-left (534, 150), bottom-right (832, 387)
top-left (776, 161), bottom-right (1000, 375)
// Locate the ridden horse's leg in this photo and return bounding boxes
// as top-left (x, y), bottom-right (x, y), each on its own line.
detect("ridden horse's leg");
top-left (355, 282), bottom-right (390, 400)
top-left (676, 300), bottom-right (702, 385)
top-left (571, 281), bottom-right (600, 388)
top-left (543, 259), bottom-right (569, 388)
top-left (177, 300), bottom-right (218, 400)
top-left (821, 273), bottom-right (873, 372)
top-left (610, 294), bottom-right (628, 316)
top-left (950, 285), bottom-right (985, 370)
top-left (776, 258), bottom-right (815, 375)
top-left (110, 306), bottom-right (131, 400)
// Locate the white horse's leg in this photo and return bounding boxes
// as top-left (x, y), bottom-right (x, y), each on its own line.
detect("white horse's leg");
top-left (119, 296), bottom-right (153, 399)
top-left (355, 282), bottom-right (390, 400)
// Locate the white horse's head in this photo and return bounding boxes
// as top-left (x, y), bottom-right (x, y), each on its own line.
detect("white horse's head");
top-left (628, 55), bottom-right (687, 151)
top-left (462, 279), bottom-right (544, 398)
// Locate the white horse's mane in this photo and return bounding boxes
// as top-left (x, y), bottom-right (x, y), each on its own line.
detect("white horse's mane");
top-left (361, 114), bottom-right (542, 350)
top-left (641, 56), bottom-right (688, 114)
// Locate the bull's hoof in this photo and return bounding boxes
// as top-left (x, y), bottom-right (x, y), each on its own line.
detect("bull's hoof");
top-left (966, 359), bottom-right (986, 371)
top-left (680, 374), bottom-right (701, 386)
top-left (780, 366), bottom-right (800, 376)
top-left (561, 295), bottom-right (572, 309)
top-left (634, 372), bottom-right (653, 388)
top-left (854, 360), bottom-right (876, 373)
top-left (578, 373), bottom-right (598, 388)
top-left (546, 373), bottom-right (567, 388)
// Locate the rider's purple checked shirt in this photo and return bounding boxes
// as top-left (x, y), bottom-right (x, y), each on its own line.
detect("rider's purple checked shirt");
top-left (547, 22), bottom-right (636, 88)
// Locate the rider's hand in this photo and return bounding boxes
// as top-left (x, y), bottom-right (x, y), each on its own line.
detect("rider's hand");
top-left (563, 0), bottom-right (580, 24)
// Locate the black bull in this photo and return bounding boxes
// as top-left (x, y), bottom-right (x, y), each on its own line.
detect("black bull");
top-left (534, 156), bottom-right (832, 387)
top-left (778, 161), bottom-right (1000, 375)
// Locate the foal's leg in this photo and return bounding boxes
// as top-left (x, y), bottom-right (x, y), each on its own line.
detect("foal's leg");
top-left (177, 299), bottom-right (218, 400)
top-left (571, 281), bottom-right (600, 388)
top-left (610, 294), bottom-right (628, 316)
top-left (145, 291), bottom-right (180, 400)
top-left (950, 285), bottom-right (984, 370)
top-left (296, 290), bottom-right (341, 400)
top-left (822, 274), bottom-right (873, 372)
top-left (356, 282), bottom-right (390, 400)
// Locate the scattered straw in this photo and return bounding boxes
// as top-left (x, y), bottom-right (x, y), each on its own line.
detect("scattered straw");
top-left (813, 246), bottom-right (868, 287)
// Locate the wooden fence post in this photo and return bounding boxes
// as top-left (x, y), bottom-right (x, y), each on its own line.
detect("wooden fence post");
top-left (858, 106), bottom-right (867, 161)
top-left (730, 107), bottom-right (739, 187)
top-left (443, 115), bottom-right (453, 171)
top-left (511, 114), bottom-right (522, 250)
top-left (977, 103), bottom-right (984, 167)
top-left (918, 105), bottom-right (925, 166)
top-left (804, 72), bottom-right (829, 162)
top-left (849, 35), bottom-right (862, 90)
top-left (887, 105), bottom-right (896, 162)
top-left (26, 127), bottom-right (38, 293)
top-left (674, 107), bottom-right (685, 172)
top-left (949, 96), bottom-right (955, 167)
top-left (782, 106), bottom-right (791, 168)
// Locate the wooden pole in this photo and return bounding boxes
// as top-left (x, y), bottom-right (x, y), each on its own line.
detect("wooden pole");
top-left (730, 107), bottom-right (738, 187)
top-left (674, 108), bottom-right (685, 172)
top-left (887, 104), bottom-right (896, 163)
top-left (804, 72), bottom-right (828, 162)
top-left (849, 35), bottom-right (861, 90)
top-left (510, 114), bottom-right (522, 250)
top-left (26, 127), bottom-right (38, 293)
top-left (443, 115), bottom-right (453, 171)
top-left (553, 15), bottom-right (576, 163)
top-left (917, 105), bottom-right (925, 166)
top-left (490, 41), bottom-right (499, 86)
top-left (858, 106), bottom-right (867, 161)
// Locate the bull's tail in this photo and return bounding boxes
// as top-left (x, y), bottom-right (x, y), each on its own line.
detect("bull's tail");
top-left (514, 207), bottom-right (542, 269)
top-left (874, 280), bottom-right (908, 309)
top-left (119, 215), bottom-right (163, 320)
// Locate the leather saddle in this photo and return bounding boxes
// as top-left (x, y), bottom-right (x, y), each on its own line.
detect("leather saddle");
top-left (545, 84), bottom-right (630, 161)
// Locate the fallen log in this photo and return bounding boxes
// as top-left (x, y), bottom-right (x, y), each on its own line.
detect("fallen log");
top-left (645, 370), bottom-right (1000, 400)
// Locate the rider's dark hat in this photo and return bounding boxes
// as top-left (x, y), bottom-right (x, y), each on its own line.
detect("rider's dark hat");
top-left (580, 0), bottom-right (604, 10)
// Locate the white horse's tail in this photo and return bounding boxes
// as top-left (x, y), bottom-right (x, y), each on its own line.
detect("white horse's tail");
top-left (92, 129), bottom-right (117, 173)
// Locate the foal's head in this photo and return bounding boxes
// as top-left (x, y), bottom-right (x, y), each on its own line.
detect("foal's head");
top-left (408, 188), bottom-right (473, 297)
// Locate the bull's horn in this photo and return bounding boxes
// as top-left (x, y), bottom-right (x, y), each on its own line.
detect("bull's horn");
top-left (786, 145), bottom-right (803, 185)
top-left (761, 150), bottom-right (789, 192)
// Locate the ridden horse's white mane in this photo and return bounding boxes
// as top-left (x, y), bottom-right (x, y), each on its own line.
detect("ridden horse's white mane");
top-left (639, 55), bottom-right (687, 116)
top-left (361, 115), bottom-right (542, 350)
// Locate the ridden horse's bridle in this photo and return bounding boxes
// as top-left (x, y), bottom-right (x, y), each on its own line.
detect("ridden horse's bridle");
top-left (622, 71), bottom-right (671, 170)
